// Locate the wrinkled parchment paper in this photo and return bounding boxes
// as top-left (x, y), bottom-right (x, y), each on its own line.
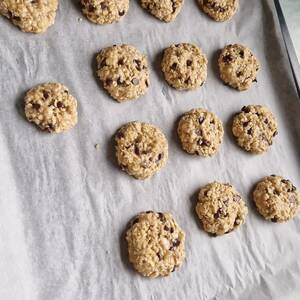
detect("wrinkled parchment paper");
top-left (1, 1), bottom-right (300, 299)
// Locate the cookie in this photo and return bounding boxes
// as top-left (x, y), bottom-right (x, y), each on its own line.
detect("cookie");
top-left (177, 108), bottom-right (224, 157)
top-left (126, 211), bottom-right (185, 278)
top-left (161, 43), bottom-right (207, 90)
top-left (81, 0), bottom-right (129, 24)
top-left (199, 0), bottom-right (239, 22)
top-left (196, 182), bottom-right (248, 236)
top-left (140, 0), bottom-right (184, 23)
top-left (24, 83), bottom-right (78, 133)
top-left (232, 105), bottom-right (278, 154)
top-left (96, 45), bottom-right (150, 102)
top-left (0, 0), bottom-right (58, 33)
top-left (115, 122), bottom-right (168, 179)
top-left (218, 44), bottom-right (260, 91)
top-left (253, 175), bottom-right (300, 223)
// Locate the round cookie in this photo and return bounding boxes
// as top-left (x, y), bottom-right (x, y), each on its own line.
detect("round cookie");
top-left (81, 0), bottom-right (129, 24)
top-left (177, 108), bottom-right (224, 157)
top-left (196, 182), bottom-right (248, 236)
top-left (126, 211), bottom-right (185, 278)
top-left (96, 45), bottom-right (150, 102)
top-left (115, 121), bottom-right (168, 179)
top-left (253, 175), bottom-right (300, 223)
top-left (199, 0), bottom-right (239, 22)
top-left (218, 44), bottom-right (260, 91)
top-left (140, 0), bottom-right (184, 23)
top-left (0, 0), bottom-right (58, 33)
top-left (232, 105), bottom-right (278, 154)
top-left (24, 83), bottom-right (78, 133)
top-left (161, 43), bottom-right (207, 90)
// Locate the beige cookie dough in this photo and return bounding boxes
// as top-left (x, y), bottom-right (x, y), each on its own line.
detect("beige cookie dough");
top-left (140, 0), bottom-right (184, 22)
top-left (96, 45), bottom-right (150, 102)
top-left (177, 108), bottom-right (224, 157)
top-left (232, 105), bottom-right (278, 154)
top-left (218, 44), bottom-right (260, 91)
top-left (0, 0), bottom-right (58, 33)
top-left (115, 121), bottom-right (168, 179)
top-left (196, 182), bottom-right (248, 235)
top-left (126, 211), bottom-right (185, 278)
top-left (253, 175), bottom-right (300, 223)
top-left (199, 0), bottom-right (239, 22)
top-left (81, 0), bottom-right (129, 24)
top-left (24, 83), bottom-right (78, 133)
top-left (161, 43), bottom-right (207, 90)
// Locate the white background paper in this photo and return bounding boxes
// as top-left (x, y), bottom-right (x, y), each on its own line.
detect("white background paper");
top-left (1, 0), bottom-right (300, 299)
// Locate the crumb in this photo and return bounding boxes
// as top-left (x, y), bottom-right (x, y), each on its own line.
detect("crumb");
top-left (78, 18), bottom-right (83, 22)
top-left (95, 144), bottom-right (100, 150)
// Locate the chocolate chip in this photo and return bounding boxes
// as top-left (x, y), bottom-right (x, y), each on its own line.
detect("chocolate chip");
top-left (145, 80), bottom-right (149, 87)
top-left (237, 71), bottom-right (243, 77)
top-left (171, 266), bottom-right (176, 272)
top-left (273, 131), bottom-right (278, 137)
top-left (271, 217), bottom-right (278, 223)
top-left (164, 225), bottom-right (170, 231)
top-left (223, 54), bottom-right (233, 63)
top-left (239, 50), bottom-right (244, 58)
top-left (170, 239), bottom-right (180, 251)
top-left (274, 190), bottom-right (280, 196)
top-left (43, 91), bottom-right (49, 99)
top-left (134, 145), bottom-right (140, 155)
top-left (253, 78), bottom-right (258, 83)
top-left (100, 3), bottom-right (107, 9)
top-left (271, 174), bottom-right (276, 177)
top-left (158, 212), bottom-right (165, 222)
top-left (146, 211), bottom-right (153, 214)
top-left (214, 208), bottom-right (223, 219)
top-left (157, 252), bottom-right (162, 260)
top-left (198, 116), bottom-right (205, 124)
top-left (264, 119), bottom-right (269, 124)
top-left (32, 103), bottom-right (40, 110)
top-left (106, 79), bottom-right (113, 86)
top-left (131, 78), bottom-right (139, 86)
top-left (281, 179), bottom-right (289, 184)
top-left (201, 140), bottom-right (211, 147)
top-left (118, 58), bottom-right (124, 65)
top-left (170, 227), bottom-right (174, 233)
top-left (170, 63), bottom-right (177, 70)
top-left (243, 121), bottom-right (249, 127)
top-left (242, 106), bottom-right (250, 113)
top-left (247, 128), bottom-right (253, 135)
top-left (292, 186), bottom-right (296, 192)
top-left (119, 10), bottom-right (125, 16)
top-left (186, 60), bottom-right (192, 67)
top-left (157, 153), bottom-right (163, 161)
top-left (13, 15), bottom-right (21, 21)
top-left (184, 77), bottom-right (191, 84)
top-left (88, 5), bottom-right (96, 12)
top-left (56, 101), bottom-right (63, 108)
top-left (234, 218), bottom-right (241, 226)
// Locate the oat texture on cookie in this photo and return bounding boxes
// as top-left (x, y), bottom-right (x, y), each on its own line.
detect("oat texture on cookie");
top-left (0, 0), bottom-right (58, 33)
top-left (126, 211), bottom-right (185, 278)
top-left (196, 182), bottom-right (248, 236)
top-left (96, 45), bottom-right (150, 102)
top-left (115, 122), bottom-right (168, 180)
top-left (177, 108), bottom-right (224, 157)
top-left (81, 0), bottom-right (129, 24)
top-left (24, 83), bottom-right (78, 133)
top-left (161, 43), bottom-right (207, 90)
top-left (199, 0), bottom-right (239, 22)
top-left (218, 44), bottom-right (260, 91)
top-left (232, 105), bottom-right (278, 154)
top-left (253, 175), bottom-right (300, 223)
top-left (140, 0), bottom-right (184, 22)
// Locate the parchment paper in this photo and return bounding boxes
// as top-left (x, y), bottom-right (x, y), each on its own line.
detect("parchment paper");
top-left (1, 1), bottom-right (300, 299)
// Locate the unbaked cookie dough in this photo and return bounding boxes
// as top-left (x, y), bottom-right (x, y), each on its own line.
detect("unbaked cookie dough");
top-left (199, 0), bottom-right (239, 22)
top-left (161, 43), bottom-right (207, 90)
top-left (232, 105), bottom-right (278, 154)
top-left (177, 108), bottom-right (224, 157)
top-left (140, 0), bottom-right (184, 22)
top-left (196, 182), bottom-right (248, 235)
top-left (218, 44), bottom-right (260, 91)
top-left (0, 0), bottom-right (58, 33)
top-left (253, 175), bottom-right (300, 223)
top-left (24, 83), bottom-right (78, 133)
top-left (126, 211), bottom-right (185, 278)
top-left (81, 0), bottom-right (129, 24)
top-left (115, 121), bottom-right (168, 179)
top-left (96, 45), bottom-right (150, 102)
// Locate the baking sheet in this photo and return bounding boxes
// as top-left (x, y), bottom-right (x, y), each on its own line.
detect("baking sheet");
top-left (1, 0), bottom-right (300, 299)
